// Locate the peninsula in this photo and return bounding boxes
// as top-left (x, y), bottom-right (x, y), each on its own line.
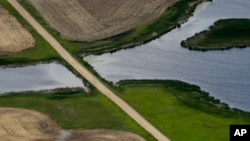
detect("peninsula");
top-left (181, 19), bottom-right (250, 50)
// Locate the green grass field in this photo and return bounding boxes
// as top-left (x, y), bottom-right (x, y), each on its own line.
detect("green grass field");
top-left (0, 91), bottom-right (156, 141)
top-left (181, 19), bottom-right (250, 50)
top-left (117, 80), bottom-right (250, 141)
top-left (1, 80), bottom-right (249, 141)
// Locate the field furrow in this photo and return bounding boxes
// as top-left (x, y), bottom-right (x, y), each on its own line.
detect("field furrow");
top-left (27, 0), bottom-right (178, 41)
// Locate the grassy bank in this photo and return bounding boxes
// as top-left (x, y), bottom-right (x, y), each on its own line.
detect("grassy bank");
top-left (181, 19), bottom-right (250, 50)
top-left (0, 90), bottom-right (156, 141)
top-left (18, 0), bottom-right (211, 56)
top-left (0, 1), bottom-right (60, 65)
top-left (117, 80), bottom-right (250, 141)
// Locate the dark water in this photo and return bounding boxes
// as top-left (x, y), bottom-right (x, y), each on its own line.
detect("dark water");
top-left (0, 63), bottom-right (86, 94)
top-left (84, 0), bottom-right (250, 111)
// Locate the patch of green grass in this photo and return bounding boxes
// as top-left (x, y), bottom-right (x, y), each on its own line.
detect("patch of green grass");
top-left (0, 1), bottom-right (60, 65)
top-left (0, 92), bottom-right (156, 141)
top-left (181, 19), bottom-right (250, 50)
top-left (117, 80), bottom-right (250, 141)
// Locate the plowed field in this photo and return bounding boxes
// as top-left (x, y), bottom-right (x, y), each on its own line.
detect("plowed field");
top-left (0, 108), bottom-right (145, 141)
top-left (27, 0), bottom-right (177, 41)
top-left (0, 5), bottom-right (34, 56)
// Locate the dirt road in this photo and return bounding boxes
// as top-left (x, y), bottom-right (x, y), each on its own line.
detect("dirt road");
top-left (7, 0), bottom-right (171, 140)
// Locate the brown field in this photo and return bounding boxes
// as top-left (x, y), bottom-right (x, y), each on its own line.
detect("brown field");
top-left (0, 108), bottom-right (58, 141)
top-left (0, 5), bottom-right (34, 56)
top-left (0, 108), bottom-right (145, 141)
top-left (27, 0), bottom-right (177, 41)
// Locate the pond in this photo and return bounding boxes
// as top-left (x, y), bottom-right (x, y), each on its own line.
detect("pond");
top-left (84, 0), bottom-right (250, 111)
top-left (0, 62), bottom-right (86, 94)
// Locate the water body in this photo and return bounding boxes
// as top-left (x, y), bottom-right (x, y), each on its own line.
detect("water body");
top-left (0, 62), bottom-right (86, 94)
top-left (84, 0), bottom-right (250, 111)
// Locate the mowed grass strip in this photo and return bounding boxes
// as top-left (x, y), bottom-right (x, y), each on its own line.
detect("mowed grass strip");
top-left (117, 80), bottom-right (250, 141)
top-left (181, 19), bottom-right (250, 50)
top-left (0, 1), bottom-right (60, 65)
top-left (0, 92), bottom-right (156, 141)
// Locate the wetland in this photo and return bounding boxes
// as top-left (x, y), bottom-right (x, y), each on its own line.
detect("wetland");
top-left (84, 0), bottom-right (250, 112)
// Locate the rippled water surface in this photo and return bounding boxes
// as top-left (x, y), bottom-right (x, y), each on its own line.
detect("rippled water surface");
top-left (84, 0), bottom-right (250, 111)
top-left (0, 63), bottom-right (85, 93)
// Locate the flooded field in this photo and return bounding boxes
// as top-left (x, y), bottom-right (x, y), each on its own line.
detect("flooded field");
top-left (84, 0), bottom-right (250, 111)
top-left (0, 62), bottom-right (86, 94)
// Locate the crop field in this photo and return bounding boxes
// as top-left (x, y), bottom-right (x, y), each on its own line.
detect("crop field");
top-left (0, 5), bottom-right (34, 56)
top-left (27, 0), bottom-right (178, 41)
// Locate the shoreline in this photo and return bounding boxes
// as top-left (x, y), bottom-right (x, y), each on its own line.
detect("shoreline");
top-left (1, 1), bottom-right (249, 140)
top-left (80, 0), bottom-right (213, 55)
top-left (2, 79), bottom-right (249, 114)
top-left (117, 80), bottom-right (250, 114)
top-left (17, 0), bottom-right (212, 56)
top-left (0, 87), bottom-right (86, 96)
top-left (116, 79), bottom-right (250, 140)
top-left (2, 0), bottom-right (248, 113)
top-left (1, 79), bottom-right (249, 141)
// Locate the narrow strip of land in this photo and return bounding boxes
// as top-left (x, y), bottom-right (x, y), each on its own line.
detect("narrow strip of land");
top-left (7, 0), bottom-right (170, 141)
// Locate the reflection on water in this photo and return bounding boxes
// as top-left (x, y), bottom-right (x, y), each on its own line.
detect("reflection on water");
top-left (0, 62), bottom-right (86, 94)
top-left (84, 0), bottom-right (250, 111)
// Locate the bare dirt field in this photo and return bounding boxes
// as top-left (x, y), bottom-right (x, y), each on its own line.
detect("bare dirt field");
top-left (27, 0), bottom-right (178, 41)
top-left (0, 108), bottom-right (145, 141)
top-left (0, 108), bottom-right (58, 141)
top-left (0, 5), bottom-right (34, 56)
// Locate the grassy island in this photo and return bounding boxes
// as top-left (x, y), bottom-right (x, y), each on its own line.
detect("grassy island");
top-left (181, 19), bottom-right (250, 50)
